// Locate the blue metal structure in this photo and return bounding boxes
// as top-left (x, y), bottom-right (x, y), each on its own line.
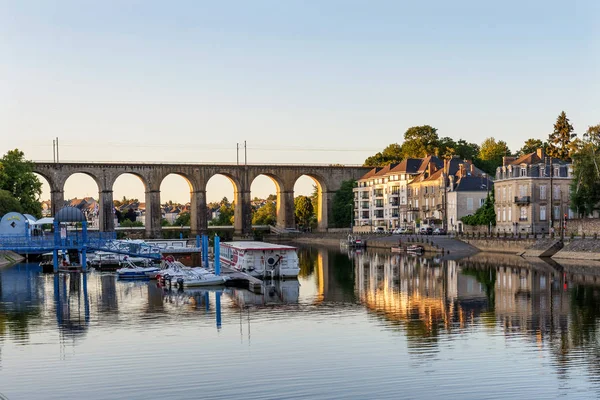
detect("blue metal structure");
top-left (214, 235), bottom-right (221, 276)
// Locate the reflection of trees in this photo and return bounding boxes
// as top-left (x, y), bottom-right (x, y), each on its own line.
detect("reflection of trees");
top-left (0, 267), bottom-right (43, 343)
top-left (461, 267), bottom-right (496, 310)
top-left (329, 251), bottom-right (355, 301)
top-left (298, 247), bottom-right (318, 278)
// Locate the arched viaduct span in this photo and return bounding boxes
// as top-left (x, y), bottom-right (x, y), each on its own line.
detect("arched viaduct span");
top-left (33, 162), bottom-right (371, 238)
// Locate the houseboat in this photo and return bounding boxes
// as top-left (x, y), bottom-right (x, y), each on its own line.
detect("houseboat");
top-left (219, 241), bottom-right (300, 278)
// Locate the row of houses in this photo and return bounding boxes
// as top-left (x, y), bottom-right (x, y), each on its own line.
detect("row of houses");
top-left (353, 148), bottom-right (574, 234)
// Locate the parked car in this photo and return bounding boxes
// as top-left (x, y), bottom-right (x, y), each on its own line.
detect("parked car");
top-left (419, 227), bottom-right (433, 235)
top-left (433, 228), bottom-right (446, 235)
top-left (373, 226), bottom-right (386, 234)
top-left (392, 227), bottom-right (408, 234)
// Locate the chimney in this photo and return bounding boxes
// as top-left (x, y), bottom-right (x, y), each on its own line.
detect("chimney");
top-left (444, 158), bottom-right (449, 175)
top-left (469, 164), bottom-right (475, 175)
top-left (449, 175), bottom-right (455, 191)
top-left (536, 147), bottom-right (545, 160)
top-left (502, 156), bottom-right (516, 167)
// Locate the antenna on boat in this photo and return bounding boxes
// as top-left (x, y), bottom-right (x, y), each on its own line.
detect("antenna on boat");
top-left (236, 143), bottom-right (239, 165)
top-left (244, 140), bottom-right (247, 165)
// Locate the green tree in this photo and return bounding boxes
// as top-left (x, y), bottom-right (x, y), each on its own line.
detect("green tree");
top-left (0, 189), bottom-right (23, 217)
top-left (161, 218), bottom-right (171, 226)
top-left (363, 143), bottom-right (403, 166)
top-left (517, 138), bottom-right (546, 156)
top-left (210, 197), bottom-right (235, 226)
top-left (0, 149), bottom-right (42, 217)
top-left (294, 195), bottom-right (314, 228)
top-left (455, 139), bottom-right (480, 161)
top-left (477, 137), bottom-right (511, 174)
top-left (252, 202), bottom-right (276, 225)
top-left (401, 125), bottom-right (439, 158)
top-left (570, 124), bottom-right (600, 216)
top-left (331, 180), bottom-right (356, 228)
top-left (436, 137), bottom-right (457, 159)
top-left (120, 219), bottom-right (144, 227)
top-left (174, 211), bottom-right (190, 226)
top-left (547, 111), bottom-right (576, 160)
top-left (461, 191), bottom-right (496, 227)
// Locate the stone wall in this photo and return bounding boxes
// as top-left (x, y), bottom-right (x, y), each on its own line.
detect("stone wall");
top-left (565, 218), bottom-right (600, 237)
top-left (458, 237), bottom-right (537, 254)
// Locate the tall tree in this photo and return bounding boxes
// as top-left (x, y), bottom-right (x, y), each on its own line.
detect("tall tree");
top-left (547, 111), bottom-right (576, 160)
top-left (0, 189), bottom-right (23, 217)
top-left (401, 125), bottom-right (439, 158)
top-left (436, 137), bottom-right (457, 159)
top-left (517, 138), bottom-right (545, 156)
top-left (331, 180), bottom-right (356, 228)
top-left (570, 124), bottom-right (600, 217)
top-left (363, 143), bottom-right (403, 166)
top-left (294, 195), bottom-right (314, 228)
top-left (455, 139), bottom-right (480, 161)
top-left (477, 137), bottom-right (511, 174)
top-left (252, 201), bottom-right (276, 225)
top-left (210, 198), bottom-right (235, 226)
top-left (0, 149), bottom-right (42, 217)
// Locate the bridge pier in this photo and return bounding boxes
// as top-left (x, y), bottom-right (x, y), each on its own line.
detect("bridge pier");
top-left (318, 191), bottom-right (335, 232)
top-left (99, 190), bottom-right (114, 232)
top-left (50, 189), bottom-right (64, 217)
top-left (145, 190), bottom-right (162, 239)
top-left (277, 189), bottom-right (296, 229)
top-left (190, 190), bottom-right (208, 236)
top-left (233, 189), bottom-right (252, 236)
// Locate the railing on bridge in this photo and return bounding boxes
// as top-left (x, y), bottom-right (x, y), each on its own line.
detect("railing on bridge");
top-left (0, 232), bottom-right (117, 254)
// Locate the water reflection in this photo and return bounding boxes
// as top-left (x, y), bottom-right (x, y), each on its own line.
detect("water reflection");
top-left (4, 248), bottom-right (600, 394)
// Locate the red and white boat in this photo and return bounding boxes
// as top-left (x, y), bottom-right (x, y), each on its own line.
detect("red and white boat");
top-left (219, 241), bottom-right (300, 278)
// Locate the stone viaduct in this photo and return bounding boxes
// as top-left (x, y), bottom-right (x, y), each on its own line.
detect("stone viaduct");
top-left (33, 162), bottom-right (370, 238)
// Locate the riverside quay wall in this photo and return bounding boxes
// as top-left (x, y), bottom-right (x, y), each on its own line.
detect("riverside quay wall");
top-left (459, 236), bottom-right (537, 254)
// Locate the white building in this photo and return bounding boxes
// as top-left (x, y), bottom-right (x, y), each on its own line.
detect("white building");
top-left (353, 158), bottom-right (443, 230)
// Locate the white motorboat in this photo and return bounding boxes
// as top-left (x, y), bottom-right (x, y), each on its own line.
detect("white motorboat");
top-left (219, 241), bottom-right (300, 278)
top-left (156, 259), bottom-right (225, 287)
top-left (116, 260), bottom-right (160, 280)
top-left (174, 271), bottom-right (228, 288)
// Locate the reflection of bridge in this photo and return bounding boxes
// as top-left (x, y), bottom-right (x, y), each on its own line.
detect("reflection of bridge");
top-left (34, 162), bottom-right (370, 238)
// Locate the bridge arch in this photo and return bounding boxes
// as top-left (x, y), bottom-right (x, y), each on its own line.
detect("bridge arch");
top-left (62, 173), bottom-right (102, 228)
top-left (205, 172), bottom-right (245, 234)
top-left (249, 174), bottom-right (284, 228)
top-left (112, 173), bottom-right (149, 230)
top-left (292, 173), bottom-right (330, 231)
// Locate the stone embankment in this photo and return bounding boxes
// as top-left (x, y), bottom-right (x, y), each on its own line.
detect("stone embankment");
top-left (553, 239), bottom-right (600, 261)
top-left (0, 251), bottom-right (24, 268)
top-left (459, 237), bottom-right (537, 254)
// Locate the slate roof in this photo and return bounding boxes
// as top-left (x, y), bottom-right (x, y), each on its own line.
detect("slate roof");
top-left (454, 175), bottom-right (493, 192)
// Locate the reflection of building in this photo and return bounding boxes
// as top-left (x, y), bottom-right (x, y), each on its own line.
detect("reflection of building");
top-left (227, 280), bottom-right (300, 307)
top-left (353, 252), bottom-right (489, 347)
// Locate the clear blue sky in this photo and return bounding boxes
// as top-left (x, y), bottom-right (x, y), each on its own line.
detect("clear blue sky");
top-left (2, 0), bottom-right (599, 202)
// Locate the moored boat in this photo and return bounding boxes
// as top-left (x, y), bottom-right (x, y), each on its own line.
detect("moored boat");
top-left (219, 241), bottom-right (300, 278)
top-left (406, 245), bottom-right (425, 254)
top-left (116, 260), bottom-right (160, 280)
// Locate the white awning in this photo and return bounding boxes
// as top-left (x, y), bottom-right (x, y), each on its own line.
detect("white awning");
top-left (31, 217), bottom-right (54, 225)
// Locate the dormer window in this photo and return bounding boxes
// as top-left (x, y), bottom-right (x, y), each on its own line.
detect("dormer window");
top-left (520, 167), bottom-right (527, 177)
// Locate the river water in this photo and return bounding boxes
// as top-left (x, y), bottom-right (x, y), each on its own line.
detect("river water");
top-left (1, 246), bottom-right (600, 399)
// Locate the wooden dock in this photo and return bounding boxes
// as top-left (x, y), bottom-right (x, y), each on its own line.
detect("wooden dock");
top-left (220, 266), bottom-right (263, 294)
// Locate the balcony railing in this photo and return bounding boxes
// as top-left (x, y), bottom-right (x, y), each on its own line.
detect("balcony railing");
top-left (519, 217), bottom-right (528, 221)
top-left (514, 196), bottom-right (530, 204)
